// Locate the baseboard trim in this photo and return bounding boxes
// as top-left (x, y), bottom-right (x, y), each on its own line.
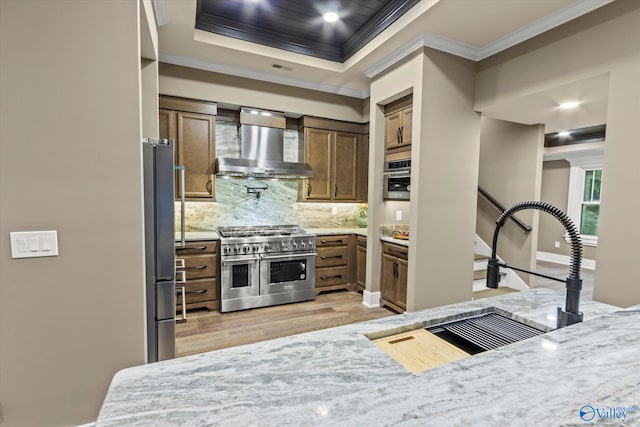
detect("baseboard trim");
top-left (537, 251), bottom-right (596, 270)
top-left (362, 290), bottom-right (380, 308)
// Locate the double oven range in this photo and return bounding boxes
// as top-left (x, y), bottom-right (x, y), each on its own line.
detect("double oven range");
top-left (217, 225), bottom-right (317, 312)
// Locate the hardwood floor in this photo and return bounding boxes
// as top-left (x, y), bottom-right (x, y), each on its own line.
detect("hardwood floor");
top-left (176, 291), bottom-right (395, 357)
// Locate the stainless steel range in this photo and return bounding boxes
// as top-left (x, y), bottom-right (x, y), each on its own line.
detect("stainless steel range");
top-left (217, 225), bottom-right (317, 312)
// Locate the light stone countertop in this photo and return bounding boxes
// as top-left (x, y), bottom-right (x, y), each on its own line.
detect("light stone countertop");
top-left (380, 235), bottom-right (409, 247)
top-left (176, 231), bottom-right (219, 241)
top-left (304, 227), bottom-right (367, 236)
top-left (96, 289), bottom-right (640, 426)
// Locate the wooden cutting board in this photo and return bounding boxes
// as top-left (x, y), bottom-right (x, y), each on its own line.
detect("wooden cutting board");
top-left (372, 329), bottom-right (470, 374)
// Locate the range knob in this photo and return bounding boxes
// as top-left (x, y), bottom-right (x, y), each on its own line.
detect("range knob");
top-left (253, 244), bottom-right (260, 252)
top-left (308, 240), bottom-right (315, 248)
top-left (264, 243), bottom-right (271, 252)
top-left (242, 245), bottom-right (250, 253)
top-left (292, 241), bottom-right (298, 249)
top-left (281, 242), bottom-right (288, 251)
top-left (300, 241), bottom-right (306, 248)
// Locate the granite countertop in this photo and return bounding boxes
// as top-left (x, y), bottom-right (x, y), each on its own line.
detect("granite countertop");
top-left (175, 228), bottom-right (368, 242)
top-left (96, 289), bottom-right (640, 426)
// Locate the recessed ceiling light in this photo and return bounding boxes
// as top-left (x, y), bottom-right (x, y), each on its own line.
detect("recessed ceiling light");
top-left (323, 12), bottom-right (339, 23)
top-left (559, 101), bottom-right (580, 109)
top-left (557, 131), bottom-right (571, 137)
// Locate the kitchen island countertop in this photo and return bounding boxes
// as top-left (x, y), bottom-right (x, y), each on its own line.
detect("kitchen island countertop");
top-left (96, 289), bottom-right (640, 426)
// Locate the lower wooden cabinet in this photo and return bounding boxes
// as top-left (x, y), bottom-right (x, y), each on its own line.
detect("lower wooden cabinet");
top-left (356, 236), bottom-right (367, 291)
top-left (175, 240), bottom-right (219, 311)
top-left (380, 242), bottom-right (408, 312)
top-left (315, 234), bottom-right (354, 294)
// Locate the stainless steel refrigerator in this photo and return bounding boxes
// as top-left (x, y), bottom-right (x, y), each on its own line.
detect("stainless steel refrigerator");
top-left (143, 137), bottom-right (176, 362)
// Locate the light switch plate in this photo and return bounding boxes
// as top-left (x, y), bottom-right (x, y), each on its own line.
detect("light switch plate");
top-left (396, 210), bottom-right (403, 221)
top-left (10, 231), bottom-right (59, 258)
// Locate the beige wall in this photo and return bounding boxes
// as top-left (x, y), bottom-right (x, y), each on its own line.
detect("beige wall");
top-left (0, 0), bottom-right (151, 425)
top-left (475, 0), bottom-right (640, 307)
top-left (368, 48), bottom-right (479, 310)
top-left (539, 160), bottom-right (597, 260)
top-left (367, 52), bottom-right (421, 296)
top-left (476, 118), bottom-right (544, 285)
top-left (159, 64), bottom-right (367, 123)
top-left (409, 49), bottom-right (479, 310)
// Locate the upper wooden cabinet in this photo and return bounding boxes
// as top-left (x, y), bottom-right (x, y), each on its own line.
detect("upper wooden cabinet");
top-left (299, 117), bottom-right (368, 202)
top-left (159, 96), bottom-right (216, 201)
top-left (384, 95), bottom-right (412, 153)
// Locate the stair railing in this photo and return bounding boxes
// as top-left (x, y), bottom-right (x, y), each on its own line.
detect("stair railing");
top-left (477, 186), bottom-right (532, 233)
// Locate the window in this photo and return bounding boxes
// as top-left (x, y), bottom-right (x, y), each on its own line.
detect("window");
top-left (579, 169), bottom-right (602, 236)
top-left (566, 156), bottom-right (604, 246)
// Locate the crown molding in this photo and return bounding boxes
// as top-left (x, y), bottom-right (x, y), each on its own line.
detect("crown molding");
top-left (158, 0), bottom-right (612, 99)
top-left (365, 0), bottom-right (613, 78)
top-left (477, 0), bottom-right (615, 59)
top-left (158, 53), bottom-right (370, 99)
top-left (364, 32), bottom-right (479, 78)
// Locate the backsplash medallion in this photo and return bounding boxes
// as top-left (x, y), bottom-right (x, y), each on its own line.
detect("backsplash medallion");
top-left (175, 121), bottom-right (367, 231)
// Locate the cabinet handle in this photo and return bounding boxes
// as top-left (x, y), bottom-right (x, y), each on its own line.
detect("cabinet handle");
top-left (206, 179), bottom-right (213, 195)
top-left (320, 255), bottom-right (343, 260)
top-left (320, 239), bottom-right (343, 244)
top-left (186, 289), bottom-right (208, 295)
top-left (400, 126), bottom-right (404, 143)
top-left (178, 245), bottom-right (207, 251)
top-left (186, 265), bottom-right (208, 270)
top-left (307, 183), bottom-right (312, 197)
top-left (335, 184), bottom-right (337, 198)
top-left (396, 128), bottom-right (401, 144)
top-left (321, 274), bottom-right (343, 280)
top-left (393, 261), bottom-right (399, 277)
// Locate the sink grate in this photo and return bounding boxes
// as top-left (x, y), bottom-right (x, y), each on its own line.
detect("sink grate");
top-left (428, 313), bottom-right (545, 351)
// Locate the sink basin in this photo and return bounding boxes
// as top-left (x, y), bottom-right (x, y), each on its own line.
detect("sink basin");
top-left (425, 311), bottom-right (546, 355)
top-left (368, 308), bottom-right (549, 374)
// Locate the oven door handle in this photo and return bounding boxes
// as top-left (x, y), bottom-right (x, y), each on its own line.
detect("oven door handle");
top-left (221, 256), bottom-right (260, 264)
top-left (260, 252), bottom-right (317, 260)
top-left (383, 171), bottom-right (410, 177)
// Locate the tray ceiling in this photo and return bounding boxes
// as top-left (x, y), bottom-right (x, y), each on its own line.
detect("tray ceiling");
top-left (195, 0), bottom-right (420, 63)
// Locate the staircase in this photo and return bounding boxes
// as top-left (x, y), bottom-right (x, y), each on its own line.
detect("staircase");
top-left (472, 235), bottom-right (528, 299)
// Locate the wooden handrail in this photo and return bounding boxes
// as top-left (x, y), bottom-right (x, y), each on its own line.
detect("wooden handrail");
top-left (478, 186), bottom-right (532, 233)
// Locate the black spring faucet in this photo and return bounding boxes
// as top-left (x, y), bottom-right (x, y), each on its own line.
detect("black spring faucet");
top-left (486, 201), bottom-right (584, 328)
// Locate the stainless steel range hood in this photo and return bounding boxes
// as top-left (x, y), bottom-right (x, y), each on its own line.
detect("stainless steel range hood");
top-left (214, 108), bottom-right (313, 178)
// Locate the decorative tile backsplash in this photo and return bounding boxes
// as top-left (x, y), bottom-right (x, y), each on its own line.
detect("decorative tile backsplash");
top-left (175, 121), bottom-right (367, 231)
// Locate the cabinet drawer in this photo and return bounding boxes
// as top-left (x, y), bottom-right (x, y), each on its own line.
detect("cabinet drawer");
top-left (382, 242), bottom-right (408, 260)
top-left (317, 246), bottom-right (348, 268)
top-left (183, 255), bottom-right (217, 280)
top-left (182, 278), bottom-right (217, 304)
top-left (317, 235), bottom-right (349, 247)
top-left (316, 266), bottom-right (349, 287)
top-left (357, 236), bottom-right (367, 246)
top-left (176, 241), bottom-right (218, 255)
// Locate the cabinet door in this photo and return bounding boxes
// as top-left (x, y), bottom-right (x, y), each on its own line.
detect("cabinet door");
top-left (356, 244), bottom-right (366, 287)
top-left (177, 112), bottom-right (215, 200)
top-left (380, 253), bottom-right (397, 303)
top-left (396, 258), bottom-right (408, 310)
top-left (304, 128), bottom-right (333, 200)
top-left (159, 109), bottom-right (179, 198)
top-left (333, 132), bottom-right (359, 200)
top-left (399, 107), bottom-right (412, 148)
top-left (359, 134), bottom-right (369, 201)
top-left (385, 112), bottom-right (402, 150)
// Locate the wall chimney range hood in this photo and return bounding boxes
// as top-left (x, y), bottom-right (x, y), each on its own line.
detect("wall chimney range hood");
top-left (214, 108), bottom-right (313, 179)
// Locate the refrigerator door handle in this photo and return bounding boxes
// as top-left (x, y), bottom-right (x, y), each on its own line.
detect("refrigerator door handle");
top-left (175, 165), bottom-right (186, 249)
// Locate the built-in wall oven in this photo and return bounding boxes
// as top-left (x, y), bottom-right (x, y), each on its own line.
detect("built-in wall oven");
top-left (218, 225), bottom-right (317, 312)
top-left (383, 158), bottom-right (411, 200)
